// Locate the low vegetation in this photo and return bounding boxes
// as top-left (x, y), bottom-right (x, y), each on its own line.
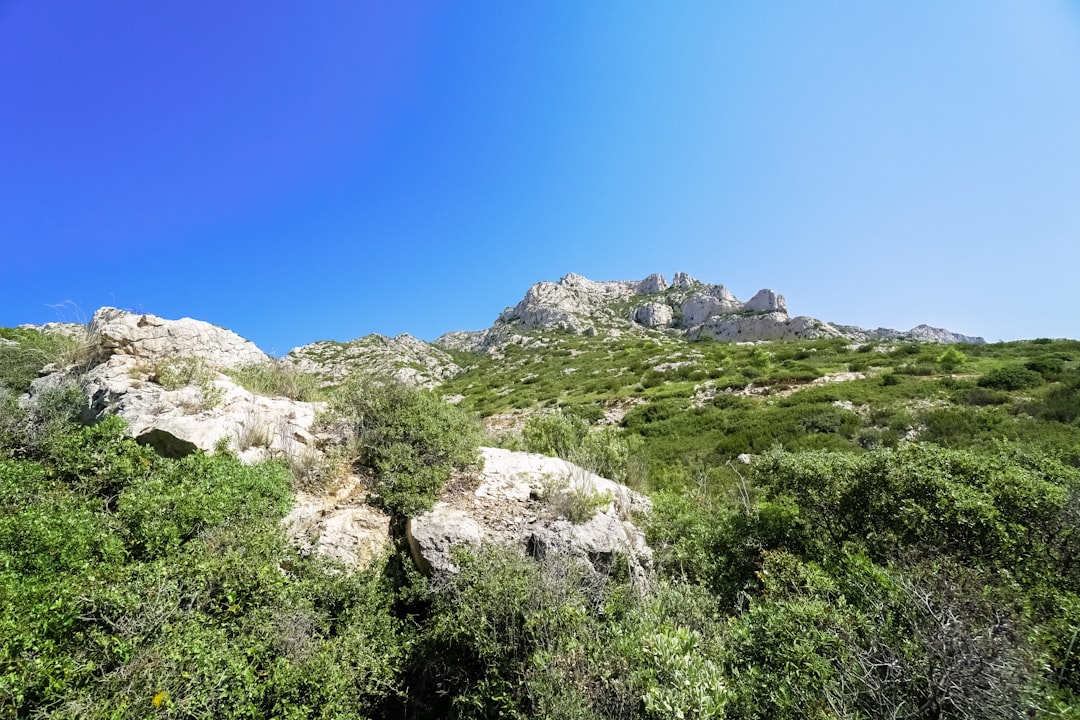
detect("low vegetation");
top-left (1, 324), bottom-right (1079, 717)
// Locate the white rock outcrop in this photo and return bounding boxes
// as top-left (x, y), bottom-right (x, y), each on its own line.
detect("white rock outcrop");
top-left (28, 308), bottom-right (322, 462)
top-left (68, 355), bottom-right (323, 461)
top-left (635, 273), bottom-right (668, 295)
top-left (686, 312), bottom-right (843, 342)
top-left (679, 287), bottom-right (744, 326)
top-left (284, 476), bottom-right (392, 569)
top-left (634, 302), bottom-right (675, 327)
top-left (671, 271), bottom-right (698, 289)
top-left (406, 447), bottom-right (652, 585)
top-left (90, 307), bottom-right (268, 369)
top-left (744, 289), bottom-right (787, 313)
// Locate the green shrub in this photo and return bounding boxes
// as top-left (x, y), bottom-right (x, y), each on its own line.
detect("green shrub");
top-left (0, 327), bottom-right (83, 393)
top-left (978, 365), bottom-right (1044, 391)
top-left (152, 356), bottom-right (224, 410)
top-left (332, 378), bottom-right (481, 516)
top-left (228, 360), bottom-right (322, 401)
top-left (537, 473), bottom-right (612, 523)
top-left (523, 412), bottom-right (589, 458)
top-left (962, 387), bottom-right (1010, 406)
top-left (937, 347), bottom-right (967, 373)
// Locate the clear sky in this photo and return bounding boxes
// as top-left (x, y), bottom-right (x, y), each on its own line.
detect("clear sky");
top-left (2, 1), bottom-right (1078, 353)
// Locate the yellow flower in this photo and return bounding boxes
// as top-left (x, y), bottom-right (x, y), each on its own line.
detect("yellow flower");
top-left (152, 691), bottom-right (167, 708)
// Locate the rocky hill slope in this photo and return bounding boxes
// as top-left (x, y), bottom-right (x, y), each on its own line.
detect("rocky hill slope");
top-left (437, 271), bottom-right (983, 354)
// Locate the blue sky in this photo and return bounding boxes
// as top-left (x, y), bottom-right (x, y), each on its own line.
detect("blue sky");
top-left (2, 1), bottom-right (1078, 352)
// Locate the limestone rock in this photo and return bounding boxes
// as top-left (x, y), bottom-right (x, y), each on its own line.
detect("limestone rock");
top-left (284, 476), bottom-right (391, 569)
top-left (833, 323), bottom-right (985, 345)
top-left (687, 313), bottom-right (843, 342)
top-left (671, 272), bottom-right (698, 289)
top-left (905, 324), bottom-right (985, 344)
top-left (744, 289), bottom-right (787, 313)
top-left (678, 287), bottom-right (743, 326)
top-left (496, 274), bottom-right (638, 335)
top-left (633, 302), bottom-right (674, 327)
top-left (54, 354), bottom-right (325, 461)
top-left (635, 273), bottom-right (668, 295)
top-left (406, 447), bottom-right (652, 585)
top-left (90, 307), bottom-right (268, 369)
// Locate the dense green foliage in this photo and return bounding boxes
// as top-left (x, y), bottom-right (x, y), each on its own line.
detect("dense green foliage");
top-left (0, 390), bottom-right (407, 718)
top-left (228, 360), bottom-right (324, 401)
top-left (0, 328), bottom-right (81, 394)
top-left (332, 377), bottom-right (482, 515)
top-left (3, 325), bottom-right (1080, 717)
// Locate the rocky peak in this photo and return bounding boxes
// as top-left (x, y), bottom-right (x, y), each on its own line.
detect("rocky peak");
top-left (444, 271), bottom-right (855, 350)
top-left (636, 273), bottom-right (668, 295)
top-left (671, 271), bottom-right (698, 289)
top-left (744, 289), bottom-right (787, 313)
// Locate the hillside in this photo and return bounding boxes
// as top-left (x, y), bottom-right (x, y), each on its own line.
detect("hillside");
top-left (1, 280), bottom-right (1078, 719)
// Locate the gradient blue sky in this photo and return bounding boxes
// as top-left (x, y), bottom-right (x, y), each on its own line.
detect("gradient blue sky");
top-left (3, 2), bottom-right (1078, 353)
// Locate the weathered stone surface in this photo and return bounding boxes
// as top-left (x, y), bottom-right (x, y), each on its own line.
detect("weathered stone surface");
top-left (284, 476), bottom-right (392, 570)
top-left (406, 447), bottom-right (652, 584)
top-left (671, 271), bottom-right (698, 289)
top-left (635, 273), bottom-right (668, 295)
top-left (57, 354), bottom-right (325, 461)
top-left (687, 312), bottom-right (843, 342)
top-left (90, 307), bottom-right (268, 369)
top-left (495, 273), bottom-right (638, 335)
top-left (678, 286), bottom-right (742, 326)
top-left (744, 288), bottom-right (787, 313)
top-left (633, 302), bottom-right (674, 327)
top-left (287, 333), bottom-right (462, 389)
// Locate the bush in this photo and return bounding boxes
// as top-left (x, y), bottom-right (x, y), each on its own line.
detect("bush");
top-left (152, 356), bottom-right (224, 410)
top-left (0, 327), bottom-right (86, 394)
top-left (228, 360), bottom-right (322, 401)
top-left (978, 365), bottom-right (1044, 391)
top-left (523, 412), bottom-right (589, 458)
top-left (332, 378), bottom-right (481, 516)
top-left (937, 347), bottom-right (967, 373)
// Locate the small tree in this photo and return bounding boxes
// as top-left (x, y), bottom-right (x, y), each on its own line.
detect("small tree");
top-left (936, 347), bottom-right (966, 374)
top-left (332, 378), bottom-right (481, 516)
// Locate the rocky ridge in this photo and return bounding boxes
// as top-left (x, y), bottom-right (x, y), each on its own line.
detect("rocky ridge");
top-left (286, 333), bottom-right (461, 389)
top-left (436, 271), bottom-right (981, 353)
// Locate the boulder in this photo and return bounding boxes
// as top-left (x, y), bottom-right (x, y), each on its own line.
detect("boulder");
top-left (61, 354), bottom-right (324, 461)
top-left (406, 447), bottom-right (652, 585)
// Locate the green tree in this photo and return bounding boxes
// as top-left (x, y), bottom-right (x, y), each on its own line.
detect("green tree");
top-left (332, 378), bottom-right (482, 516)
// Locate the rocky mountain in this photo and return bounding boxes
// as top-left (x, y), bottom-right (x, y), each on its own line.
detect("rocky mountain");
top-left (437, 271), bottom-right (983, 353)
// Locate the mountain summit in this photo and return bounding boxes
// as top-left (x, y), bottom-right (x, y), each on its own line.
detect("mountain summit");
top-left (437, 272), bottom-right (982, 352)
